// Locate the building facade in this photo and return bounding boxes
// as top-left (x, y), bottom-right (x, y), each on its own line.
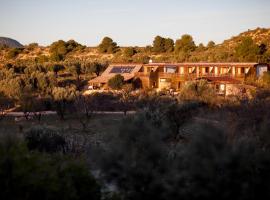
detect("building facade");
top-left (89, 62), bottom-right (269, 95)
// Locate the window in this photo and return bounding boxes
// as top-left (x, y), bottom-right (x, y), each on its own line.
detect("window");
top-left (220, 84), bottom-right (225, 91)
top-left (164, 66), bottom-right (177, 73)
top-left (221, 67), bottom-right (228, 74)
top-left (188, 67), bottom-right (194, 74)
top-left (216, 84), bottom-right (225, 91)
top-left (147, 67), bottom-right (155, 72)
top-left (237, 68), bottom-right (242, 75)
top-left (160, 78), bottom-right (171, 83)
top-left (205, 67), bottom-right (209, 73)
top-left (257, 65), bottom-right (268, 77)
top-left (179, 67), bottom-right (185, 74)
top-left (245, 68), bottom-right (250, 74)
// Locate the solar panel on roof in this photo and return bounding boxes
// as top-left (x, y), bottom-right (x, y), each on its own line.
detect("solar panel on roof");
top-left (110, 66), bottom-right (135, 74)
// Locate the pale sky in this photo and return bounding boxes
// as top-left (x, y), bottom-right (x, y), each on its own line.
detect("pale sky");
top-left (0, 0), bottom-right (269, 46)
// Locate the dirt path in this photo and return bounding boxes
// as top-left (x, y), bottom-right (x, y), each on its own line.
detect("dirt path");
top-left (5, 111), bottom-right (136, 117)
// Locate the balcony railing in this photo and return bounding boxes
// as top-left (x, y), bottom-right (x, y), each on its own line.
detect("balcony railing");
top-left (158, 72), bottom-right (185, 78)
top-left (158, 72), bottom-right (237, 79)
top-left (200, 73), bottom-right (233, 77)
top-left (135, 72), bottom-right (246, 79)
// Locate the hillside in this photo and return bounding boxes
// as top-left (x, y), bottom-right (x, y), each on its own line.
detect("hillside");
top-left (0, 37), bottom-right (24, 48)
top-left (221, 28), bottom-right (270, 49)
top-left (0, 27), bottom-right (269, 65)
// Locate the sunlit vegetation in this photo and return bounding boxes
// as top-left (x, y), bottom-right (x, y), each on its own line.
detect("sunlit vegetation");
top-left (49, 40), bottom-right (85, 61)
top-left (1, 89), bottom-right (270, 199)
top-left (0, 27), bottom-right (270, 200)
top-left (1, 28), bottom-right (269, 66)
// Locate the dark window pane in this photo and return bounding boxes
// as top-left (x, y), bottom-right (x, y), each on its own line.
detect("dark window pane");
top-left (164, 66), bottom-right (177, 73)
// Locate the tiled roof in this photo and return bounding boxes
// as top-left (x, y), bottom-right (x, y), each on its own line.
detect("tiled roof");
top-left (89, 64), bottom-right (142, 84)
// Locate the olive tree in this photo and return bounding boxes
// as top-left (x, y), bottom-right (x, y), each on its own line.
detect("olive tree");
top-left (74, 95), bottom-right (97, 130)
top-left (108, 74), bottom-right (124, 90)
top-left (52, 86), bottom-right (78, 120)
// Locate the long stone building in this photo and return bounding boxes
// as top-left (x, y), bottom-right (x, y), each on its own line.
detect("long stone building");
top-left (89, 62), bottom-right (269, 95)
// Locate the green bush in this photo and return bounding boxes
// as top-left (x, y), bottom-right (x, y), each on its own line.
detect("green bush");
top-left (90, 113), bottom-right (270, 200)
top-left (235, 37), bottom-right (260, 62)
top-left (165, 102), bottom-right (203, 138)
top-left (108, 74), bottom-right (124, 90)
top-left (123, 47), bottom-right (136, 57)
top-left (49, 40), bottom-right (83, 61)
top-left (89, 115), bottom-right (169, 200)
top-left (52, 86), bottom-right (78, 120)
top-left (0, 136), bottom-right (101, 200)
top-left (27, 43), bottom-right (38, 51)
top-left (25, 127), bottom-right (66, 153)
top-left (83, 62), bottom-right (107, 76)
top-left (179, 80), bottom-right (216, 104)
top-left (6, 48), bottom-right (23, 59)
top-left (261, 71), bottom-right (270, 88)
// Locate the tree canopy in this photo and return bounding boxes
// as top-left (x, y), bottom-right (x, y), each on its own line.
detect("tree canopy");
top-left (98, 37), bottom-right (119, 53)
top-left (152, 36), bottom-right (174, 53)
top-left (123, 47), bottom-right (137, 57)
top-left (207, 41), bottom-right (215, 48)
top-left (174, 34), bottom-right (196, 61)
top-left (175, 34), bottom-right (196, 53)
top-left (49, 40), bottom-right (84, 61)
top-left (235, 37), bottom-right (260, 62)
top-left (108, 74), bottom-right (124, 90)
top-left (83, 62), bottom-right (107, 76)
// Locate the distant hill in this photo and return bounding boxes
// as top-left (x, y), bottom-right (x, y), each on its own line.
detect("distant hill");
top-left (0, 37), bottom-right (23, 48)
top-left (221, 28), bottom-right (270, 49)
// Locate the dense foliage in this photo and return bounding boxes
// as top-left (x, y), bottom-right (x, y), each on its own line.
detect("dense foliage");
top-left (1, 82), bottom-right (270, 199)
top-left (98, 37), bottom-right (119, 54)
top-left (108, 74), bottom-right (125, 90)
top-left (1, 28), bottom-right (270, 65)
top-left (89, 95), bottom-right (270, 200)
top-left (152, 36), bottom-right (174, 53)
top-left (0, 136), bottom-right (101, 200)
top-left (49, 40), bottom-right (85, 61)
top-left (0, 27), bottom-right (270, 200)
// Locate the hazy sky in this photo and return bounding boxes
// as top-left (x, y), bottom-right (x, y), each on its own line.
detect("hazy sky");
top-left (0, 0), bottom-right (269, 46)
